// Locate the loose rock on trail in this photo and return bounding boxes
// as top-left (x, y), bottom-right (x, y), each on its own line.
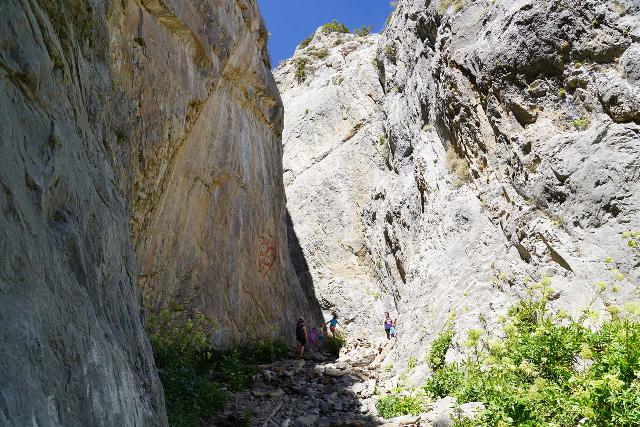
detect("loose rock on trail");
top-left (206, 338), bottom-right (479, 426)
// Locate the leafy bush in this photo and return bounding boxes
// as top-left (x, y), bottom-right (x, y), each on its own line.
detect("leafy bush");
top-left (424, 258), bottom-right (640, 427)
top-left (325, 330), bottom-right (347, 357)
top-left (321, 19), bottom-right (350, 34)
top-left (299, 35), bottom-right (313, 49)
top-left (572, 116), bottom-right (590, 130)
top-left (376, 392), bottom-right (426, 418)
top-left (408, 356), bottom-right (418, 369)
top-left (147, 306), bottom-right (289, 426)
top-left (294, 57), bottom-right (307, 82)
top-left (384, 44), bottom-right (397, 62)
top-left (427, 325), bottom-right (454, 370)
top-left (354, 25), bottom-right (373, 36)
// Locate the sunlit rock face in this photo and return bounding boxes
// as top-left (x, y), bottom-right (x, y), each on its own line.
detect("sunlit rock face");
top-left (278, 0), bottom-right (640, 380)
top-left (0, 0), bottom-right (315, 424)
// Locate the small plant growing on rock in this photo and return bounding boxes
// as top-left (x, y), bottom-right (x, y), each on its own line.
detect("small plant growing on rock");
top-left (384, 44), bottom-right (397, 62)
top-left (408, 356), bottom-right (418, 369)
top-left (572, 116), bottom-right (590, 130)
top-left (376, 391), bottom-right (426, 419)
top-left (299, 35), bottom-right (313, 49)
top-left (294, 57), bottom-right (307, 82)
top-left (309, 48), bottom-right (329, 59)
top-left (321, 19), bottom-right (350, 34)
top-left (559, 87), bottom-right (566, 97)
top-left (427, 324), bottom-right (455, 370)
top-left (354, 25), bottom-right (373, 36)
top-left (325, 330), bottom-right (347, 357)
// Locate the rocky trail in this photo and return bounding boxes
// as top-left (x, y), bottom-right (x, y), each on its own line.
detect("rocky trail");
top-left (207, 337), bottom-right (478, 427)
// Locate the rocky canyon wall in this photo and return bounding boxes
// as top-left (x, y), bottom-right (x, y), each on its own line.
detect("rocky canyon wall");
top-left (278, 0), bottom-right (640, 383)
top-left (0, 0), bottom-right (315, 424)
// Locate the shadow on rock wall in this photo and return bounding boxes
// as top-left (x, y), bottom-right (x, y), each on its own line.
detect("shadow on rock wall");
top-left (287, 209), bottom-right (324, 327)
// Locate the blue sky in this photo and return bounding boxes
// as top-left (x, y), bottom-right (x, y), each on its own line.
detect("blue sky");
top-left (257, 0), bottom-right (393, 66)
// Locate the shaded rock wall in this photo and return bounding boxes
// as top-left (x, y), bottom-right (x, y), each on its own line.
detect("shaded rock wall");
top-left (0, 0), bottom-right (315, 424)
top-left (278, 0), bottom-right (640, 382)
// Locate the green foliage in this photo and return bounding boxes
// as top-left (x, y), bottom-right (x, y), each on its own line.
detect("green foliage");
top-left (438, 0), bottom-right (465, 15)
top-left (428, 325), bottom-right (455, 370)
top-left (321, 19), bottom-right (350, 34)
top-left (309, 48), bottom-right (329, 59)
top-left (623, 230), bottom-right (640, 254)
top-left (354, 26), bottom-right (373, 37)
top-left (384, 44), bottom-right (397, 62)
top-left (424, 268), bottom-right (640, 427)
top-left (147, 306), bottom-right (289, 427)
top-left (376, 392), bottom-right (426, 419)
top-left (325, 330), bottom-right (347, 357)
top-left (559, 87), bottom-right (567, 97)
top-left (572, 116), bottom-right (590, 130)
top-left (379, 134), bottom-right (387, 145)
top-left (299, 35), bottom-right (313, 49)
top-left (294, 57), bottom-right (307, 83)
top-left (408, 356), bottom-right (418, 370)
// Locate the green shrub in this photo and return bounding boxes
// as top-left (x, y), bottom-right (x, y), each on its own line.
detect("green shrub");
top-left (408, 356), bottom-right (418, 369)
top-left (428, 325), bottom-right (455, 370)
top-left (376, 392), bottom-right (426, 419)
top-left (294, 57), bottom-right (307, 82)
top-left (325, 330), bottom-right (347, 357)
top-left (384, 44), bottom-right (397, 62)
top-left (354, 25), bottom-right (373, 36)
top-left (147, 307), bottom-right (222, 427)
top-left (379, 134), bottom-right (387, 145)
top-left (147, 307), bottom-right (289, 426)
top-left (299, 35), bottom-right (313, 49)
top-left (321, 19), bottom-right (350, 34)
top-left (572, 116), bottom-right (590, 130)
top-left (424, 263), bottom-right (640, 427)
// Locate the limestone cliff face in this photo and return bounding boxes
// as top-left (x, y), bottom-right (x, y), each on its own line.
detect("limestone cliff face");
top-left (0, 0), bottom-right (312, 424)
top-left (278, 0), bottom-right (640, 383)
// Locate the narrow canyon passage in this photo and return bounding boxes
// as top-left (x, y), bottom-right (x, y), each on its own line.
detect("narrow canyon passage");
top-left (1, 0), bottom-right (639, 426)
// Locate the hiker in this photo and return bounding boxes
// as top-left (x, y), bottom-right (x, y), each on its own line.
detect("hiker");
top-left (296, 317), bottom-right (307, 358)
top-left (383, 312), bottom-right (394, 340)
top-left (390, 319), bottom-right (397, 338)
top-left (324, 313), bottom-right (341, 336)
top-left (308, 326), bottom-right (319, 350)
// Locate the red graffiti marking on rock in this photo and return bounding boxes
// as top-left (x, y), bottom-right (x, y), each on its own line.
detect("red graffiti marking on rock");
top-left (258, 235), bottom-right (277, 277)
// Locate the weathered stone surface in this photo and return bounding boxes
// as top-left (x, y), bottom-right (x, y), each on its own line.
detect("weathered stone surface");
top-left (275, 28), bottom-right (389, 340)
top-left (278, 0), bottom-right (640, 380)
top-left (0, 0), bottom-right (316, 424)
